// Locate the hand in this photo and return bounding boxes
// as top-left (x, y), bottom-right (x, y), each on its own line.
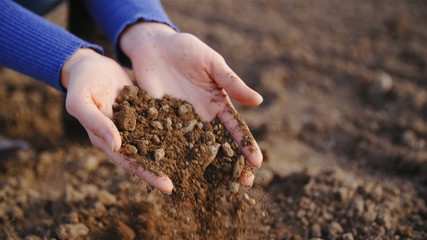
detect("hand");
top-left (120, 22), bottom-right (263, 187)
top-left (61, 48), bottom-right (173, 193)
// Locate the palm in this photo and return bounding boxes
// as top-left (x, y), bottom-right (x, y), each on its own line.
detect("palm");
top-left (129, 32), bottom-right (263, 183)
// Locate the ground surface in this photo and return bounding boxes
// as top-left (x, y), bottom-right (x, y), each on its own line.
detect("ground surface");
top-left (1, 0), bottom-right (427, 239)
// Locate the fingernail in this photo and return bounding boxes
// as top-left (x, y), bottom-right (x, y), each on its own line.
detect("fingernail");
top-left (162, 190), bottom-right (173, 195)
top-left (104, 133), bottom-right (115, 152)
top-left (258, 93), bottom-right (264, 104)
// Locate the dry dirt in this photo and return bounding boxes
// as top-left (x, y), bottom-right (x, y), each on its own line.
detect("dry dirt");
top-left (1, 0), bottom-right (427, 239)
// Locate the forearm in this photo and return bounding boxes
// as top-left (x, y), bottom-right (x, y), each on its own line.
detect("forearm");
top-left (83, 0), bottom-right (177, 68)
top-left (0, 0), bottom-right (102, 92)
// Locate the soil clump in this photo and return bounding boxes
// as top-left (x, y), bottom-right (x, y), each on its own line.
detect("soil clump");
top-left (113, 85), bottom-right (263, 238)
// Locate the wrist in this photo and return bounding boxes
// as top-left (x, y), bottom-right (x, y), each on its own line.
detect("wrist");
top-left (119, 22), bottom-right (176, 59)
top-left (61, 48), bottom-right (99, 89)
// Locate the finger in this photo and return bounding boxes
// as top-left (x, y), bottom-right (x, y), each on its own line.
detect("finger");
top-left (239, 165), bottom-right (255, 187)
top-left (211, 53), bottom-right (263, 107)
top-left (88, 132), bottom-right (174, 194)
top-left (66, 93), bottom-right (121, 152)
top-left (218, 102), bottom-right (263, 168)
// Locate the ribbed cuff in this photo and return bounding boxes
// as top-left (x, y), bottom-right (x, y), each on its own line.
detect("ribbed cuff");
top-left (85, 0), bottom-right (178, 68)
top-left (0, 0), bottom-right (103, 92)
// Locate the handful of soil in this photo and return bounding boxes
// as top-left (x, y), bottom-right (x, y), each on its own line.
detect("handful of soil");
top-left (113, 86), bottom-right (250, 201)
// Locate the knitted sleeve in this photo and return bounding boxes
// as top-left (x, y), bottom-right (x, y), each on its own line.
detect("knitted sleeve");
top-left (0, 0), bottom-right (103, 92)
top-left (84, 0), bottom-right (178, 68)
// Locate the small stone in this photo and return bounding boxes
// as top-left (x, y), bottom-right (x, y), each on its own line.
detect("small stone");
top-left (232, 155), bottom-right (245, 179)
top-left (377, 212), bottom-right (393, 230)
top-left (154, 148), bottom-right (165, 161)
top-left (9, 205), bottom-right (24, 220)
top-left (162, 104), bottom-right (170, 112)
top-left (175, 123), bottom-right (182, 129)
top-left (56, 223), bottom-right (89, 240)
top-left (338, 187), bottom-right (353, 203)
top-left (115, 221), bottom-right (136, 240)
top-left (97, 190), bottom-right (117, 206)
top-left (24, 235), bottom-right (42, 240)
top-left (229, 182), bottom-right (240, 194)
top-left (64, 185), bottom-right (85, 204)
top-left (164, 118), bottom-right (172, 131)
top-left (369, 71), bottom-right (393, 97)
top-left (182, 120), bottom-right (198, 134)
top-left (328, 221), bottom-right (343, 236)
top-left (370, 186), bottom-right (383, 202)
top-left (311, 223), bottom-right (322, 238)
top-left (150, 121), bottom-right (163, 130)
top-left (69, 211), bottom-right (79, 223)
top-left (197, 122), bottom-right (204, 129)
top-left (204, 131), bottom-right (216, 142)
top-left (222, 142), bottom-right (234, 157)
top-left (152, 135), bottom-right (161, 145)
top-left (208, 143), bottom-right (221, 161)
top-left (178, 104), bottom-right (192, 115)
top-left (243, 193), bottom-right (255, 205)
top-left (124, 144), bottom-right (138, 156)
top-left (81, 155), bottom-right (100, 172)
top-left (147, 107), bottom-right (158, 118)
top-left (342, 232), bottom-right (354, 240)
top-left (363, 211), bottom-right (377, 223)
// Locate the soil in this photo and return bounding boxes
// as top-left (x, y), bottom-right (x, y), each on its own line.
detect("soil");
top-left (1, 1), bottom-right (427, 240)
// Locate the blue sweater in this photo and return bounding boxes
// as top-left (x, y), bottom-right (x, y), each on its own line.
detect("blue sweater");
top-left (0, 0), bottom-right (176, 92)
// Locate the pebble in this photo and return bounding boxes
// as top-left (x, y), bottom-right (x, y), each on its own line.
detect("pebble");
top-left (328, 221), bottom-right (343, 236)
top-left (208, 143), bottom-right (221, 161)
top-left (147, 107), bottom-right (158, 118)
top-left (56, 223), bottom-right (89, 240)
top-left (311, 223), bottom-right (322, 238)
top-left (243, 193), bottom-right (256, 206)
top-left (97, 190), bottom-right (117, 206)
top-left (64, 185), bottom-right (85, 204)
top-left (115, 221), bottom-right (136, 240)
top-left (150, 121), bottom-right (163, 130)
top-left (363, 211), bottom-right (377, 223)
top-left (342, 232), bottom-right (354, 240)
top-left (164, 118), bottom-right (172, 130)
top-left (204, 131), bottom-right (216, 142)
top-left (229, 182), bottom-right (240, 194)
top-left (232, 155), bottom-right (245, 179)
top-left (222, 142), bottom-right (234, 157)
top-left (154, 148), bottom-right (165, 161)
top-left (124, 144), bottom-right (138, 155)
top-left (370, 186), bottom-right (383, 202)
top-left (69, 211), bottom-right (79, 223)
top-left (197, 122), bottom-right (204, 129)
top-left (369, 71), bottom-right (393, 97)
top-left (152, 135), bottom-right (161, 144)
top-left (24, 235), bottom-right (42, 240)
top-left (178, 104), bottom-right (192, 115)
top-left (182, 120), bottom-right (198, 134)
top-left (81, 155), bottom-right (100, 172)
top-left (175, 123), bottom-right (182, 129)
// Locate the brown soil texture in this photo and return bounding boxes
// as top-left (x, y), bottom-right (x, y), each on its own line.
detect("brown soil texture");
top-left (1, 1), bottom-right (427, 240)
top-left (113, 86), bottom-right (262, 238)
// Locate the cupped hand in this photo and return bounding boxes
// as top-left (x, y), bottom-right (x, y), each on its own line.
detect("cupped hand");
top-left (61, 48), bottom-right (173, 193)
top-left (120, 22), bottom-right (263, 187)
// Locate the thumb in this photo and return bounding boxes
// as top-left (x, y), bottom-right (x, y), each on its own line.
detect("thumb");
top-left (211, 53), bottom-right (263, 107)
top-left (65, 93), bottom-right (121, 152)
